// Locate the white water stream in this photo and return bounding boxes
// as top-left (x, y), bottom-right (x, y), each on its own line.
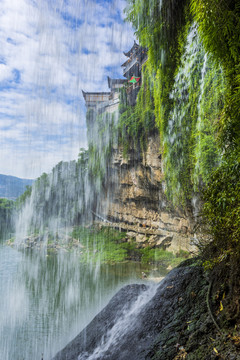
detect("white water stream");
top-left (78, 283), bottom-right (158, 360)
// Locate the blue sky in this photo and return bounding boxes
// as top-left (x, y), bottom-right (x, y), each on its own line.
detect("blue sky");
top-left (0, 0), bottom-right (134, 178)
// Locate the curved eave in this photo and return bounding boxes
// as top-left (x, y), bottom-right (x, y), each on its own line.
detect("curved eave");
top-left (123, 41), bottom-right (139, 58)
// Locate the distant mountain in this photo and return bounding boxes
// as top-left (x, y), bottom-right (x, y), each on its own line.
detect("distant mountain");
top-left (0, 174), bottom-right (34, 200)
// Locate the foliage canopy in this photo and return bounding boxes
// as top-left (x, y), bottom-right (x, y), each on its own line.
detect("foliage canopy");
top-left (124, 0), bottom-right (240, 268)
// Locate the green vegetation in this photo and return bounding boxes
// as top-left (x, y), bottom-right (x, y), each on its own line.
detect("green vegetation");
top-left (164, 38), bottom-right (225, 205)
top-left (14, 159), bottom-right (92, 235)
top-left (86, 108), bottom-right (118, 187)
top-left (77, 147), bottom-right (89, 166)
top-left (71, 226), bottom-right (188, 266)
top-left (15, 184), bottom-right (32, 207)
top-left (71, 226), bottom-right (128, 263)
top-left (140, 247), bottom-right (189, 267)
top-left (0, 198), bottom-right (14, 211)
top-left (125, 0), bottom-right (188, 135)
top-left (189, 1), bottom-right (240, 278)
top-left (202, 151), bottom-right (240, 268)
top-left (124, 0), bottom-right (240, 325)
top-left (124, 1), bottom-right (225, 207)
top-left (191, 0), bottom-right (240, 150)
top-left (118, 66), bottom-right (156, 156)
top-left (0, 198), bottom-right (14, 239)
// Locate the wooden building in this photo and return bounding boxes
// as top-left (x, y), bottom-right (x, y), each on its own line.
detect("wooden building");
top-left (82, 41), bottom-right (148, 110)
top-left (82, 91), bottom-right (111, 109)
top-left (121, 41), bottom-right (148, 105)
top-left (82, 78), bottom-right (126, 113)
top-left (121, 41), bottom-right (147, 79)
top-left (107, 77), bottom-right (126, 93)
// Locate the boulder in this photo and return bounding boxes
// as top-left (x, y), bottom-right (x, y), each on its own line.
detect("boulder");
top-left (52, 264), bottom-right (215, 360)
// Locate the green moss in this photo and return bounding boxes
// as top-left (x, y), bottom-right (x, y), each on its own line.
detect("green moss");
top-left (118, 66), bottom-right (156, 156)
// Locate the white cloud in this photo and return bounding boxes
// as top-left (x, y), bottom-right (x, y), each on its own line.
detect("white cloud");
top-left (0, 0), bottom-right (134, 178)
top-left (0, 64), bottom-right (12, 82)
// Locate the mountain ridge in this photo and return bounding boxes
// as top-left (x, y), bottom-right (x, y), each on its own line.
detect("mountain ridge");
top-left (0, 174), bottom-right (34, 200)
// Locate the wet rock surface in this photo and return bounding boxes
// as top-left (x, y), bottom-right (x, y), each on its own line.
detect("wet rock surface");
top-left (52, 262), bottom-right (240, 359)
top-left (7, 231), bottom-right (84, 253)
top-left (52, 283), bottom-right (148, 360)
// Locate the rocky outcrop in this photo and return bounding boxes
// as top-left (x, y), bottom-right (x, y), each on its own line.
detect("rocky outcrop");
top-left (52, 283), bottom-right (148, 360)
top-left (101, 132), bottom-right (196, 254)
top-left (53, 263), bottom-right (240, 360)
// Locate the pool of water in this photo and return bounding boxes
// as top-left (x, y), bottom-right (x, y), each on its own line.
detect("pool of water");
top-left (0, 242), bottom-right (162, 360)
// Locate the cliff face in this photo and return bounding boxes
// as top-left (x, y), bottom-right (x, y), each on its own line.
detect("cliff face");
top-left (102, 132), bottom-right (196, 254)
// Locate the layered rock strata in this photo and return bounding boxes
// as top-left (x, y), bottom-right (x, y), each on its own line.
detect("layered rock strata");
top-left (101, 133), bottom-right (196, 254)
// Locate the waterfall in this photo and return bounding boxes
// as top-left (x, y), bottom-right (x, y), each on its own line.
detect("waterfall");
top-left (163, 24), bottom-right (225, 206)
top-left (163, 24), bottom-right (203, 204)
top-left (0, 1), bottom-right (137, 359)
top-left (15, 160), bottom-right (89, 244)
top-left (193, 52), bottom-right (208, 192)
top-left (77, 283), bottom-right (157, 360)
top-left (14, 107), bottom-right (119, 245)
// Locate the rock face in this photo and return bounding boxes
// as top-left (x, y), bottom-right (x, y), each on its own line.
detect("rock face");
top-left (52, 264), bottom-right (216, 360)
top-left (102, 132), bottom-right (196, 254)
top-left (52, 283), bottom-right (148, 360)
